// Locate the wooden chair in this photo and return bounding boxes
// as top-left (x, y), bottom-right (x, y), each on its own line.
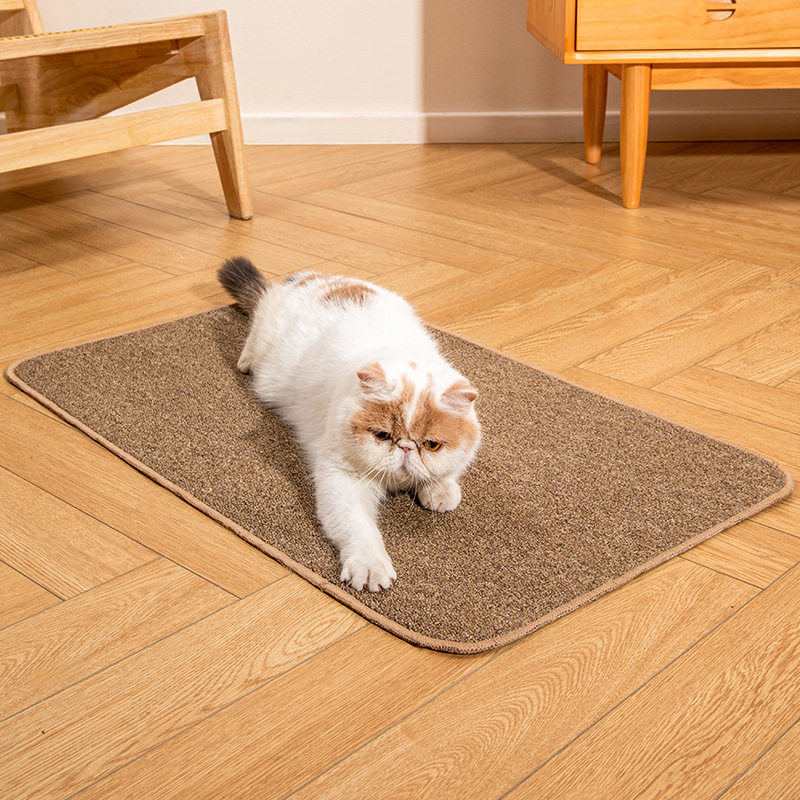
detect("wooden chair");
top-left (0, 0), bottom-right (252, 219)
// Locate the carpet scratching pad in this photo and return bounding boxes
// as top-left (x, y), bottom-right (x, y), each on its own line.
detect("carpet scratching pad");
top-left (7, 306), bottom-right (792, 653)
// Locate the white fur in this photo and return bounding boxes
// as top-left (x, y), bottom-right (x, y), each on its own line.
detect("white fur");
top-left (238, 273), bottom-right (480, 592)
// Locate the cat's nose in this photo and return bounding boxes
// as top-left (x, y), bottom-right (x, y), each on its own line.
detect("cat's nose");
top-left (397, 440), bottom-right (414, 453)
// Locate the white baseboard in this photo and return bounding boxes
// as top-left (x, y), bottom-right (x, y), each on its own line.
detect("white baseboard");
top-left (242, 112), bottom-right (428, 145)
top-left (240, 109), bottom-right (800, 145)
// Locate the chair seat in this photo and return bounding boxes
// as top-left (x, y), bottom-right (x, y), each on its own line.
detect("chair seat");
top-left (0, 16), bottom-right (207, 60)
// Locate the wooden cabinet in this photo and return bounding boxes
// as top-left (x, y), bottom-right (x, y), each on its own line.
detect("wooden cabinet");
top-left (527, 0), bottom-right (800, 207)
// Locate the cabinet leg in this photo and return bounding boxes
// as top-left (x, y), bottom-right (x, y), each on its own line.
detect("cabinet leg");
top-left (620, 64), bottom-right (651, 209)
top-left (583, 65), bottom-right (608, 165)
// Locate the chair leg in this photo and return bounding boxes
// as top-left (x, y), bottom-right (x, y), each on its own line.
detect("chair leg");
top-left (583, 65), bottom-right (607, 165)
top-left (620, 64), bottom-right (651, 209)
top-left (194, 11), bottom-right (253, 220)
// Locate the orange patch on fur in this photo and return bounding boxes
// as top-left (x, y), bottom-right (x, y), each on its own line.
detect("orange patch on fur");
top-left (320, 277), bottom-right (376, 307)
top-left (409, 385), bottom-right (480, 451)
top-left (350, 374), bottom-right (414, 441)
top-left (351, 376), bottom-right (479, 453)
top-left (286, 271), bottom-right (321, 287)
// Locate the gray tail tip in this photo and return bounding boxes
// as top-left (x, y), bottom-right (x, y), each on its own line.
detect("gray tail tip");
top-left (217, 256), bottom-right (267, 311)
top-left (218, 255), bottom-right (258, 282)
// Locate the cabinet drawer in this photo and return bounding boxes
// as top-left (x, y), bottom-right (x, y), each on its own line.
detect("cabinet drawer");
top-left (576, 0), bottom-right (800, 51)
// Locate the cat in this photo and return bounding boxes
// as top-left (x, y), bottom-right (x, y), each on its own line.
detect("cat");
top-left (217, 257), bottom-right (481, 592)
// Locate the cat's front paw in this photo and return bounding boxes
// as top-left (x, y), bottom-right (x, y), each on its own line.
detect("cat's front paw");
top-left (417, 480), bottom-right (461, 513)
top-left (341, 551), bottom-right (397, 592)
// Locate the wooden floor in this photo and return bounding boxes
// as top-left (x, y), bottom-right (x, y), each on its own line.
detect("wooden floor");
top-left (1, 140), bottom-right (800, 800)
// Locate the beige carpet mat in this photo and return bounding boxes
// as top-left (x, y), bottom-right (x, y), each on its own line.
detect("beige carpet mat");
top-left (6, 306), bottom-right (792, 653)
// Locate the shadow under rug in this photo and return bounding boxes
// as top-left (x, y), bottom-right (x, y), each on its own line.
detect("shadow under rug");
top-left (6, 306), bottom-right (793, 653)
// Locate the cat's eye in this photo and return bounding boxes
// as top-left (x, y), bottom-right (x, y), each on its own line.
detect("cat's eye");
top-left (423, 440), bottom-right (442, 451)
top-left (373, 431), bottom-right (391, 441)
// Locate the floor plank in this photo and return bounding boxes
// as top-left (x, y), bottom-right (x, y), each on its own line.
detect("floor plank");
top-left (47, 191), bottom-right (316, 275)
top-left (389, 187), bottom-right (702, 270)
top-left (0, 146), bottom-right (225, 199)
top-left (0, 562), bottom-right (60, 630)
top-left (718, 717), bottom-right (800, 800)
top-left (0, 466), bottom-right (155, 598)
top-left (0, 267), bottom-right (227, 362)
top-left (0, 559), bottom-right (233, 721)
top-left (252, 190), bottom-right (517, 272)
top-left (578, 263), bottom-right (800, 386)
top-left (680, 518), bottom-right (800, 587)
top-left (134, 188), bottom-right (418, 274)
top-left (0, 214), bottom-right (130, 276)
top-left (1, 262), bottom-right (168, 328)
top-left (472, 179), bottom-right (800, 270)
top-left (0, 250), bottom-right (67, 298)
top-left (503, 565), bottom-right (800, 800)
top-left (0, 576), bottom-right (363, 800)
top-left (410, 258), bottom-right (573, 327)
top-left (504, 258), bottom-right (771, 371)
top-left (303, 188), bottom-right (606, 268)
top-left (450, 258), bottom-right (671, 348)
top-left (73, 625), bottom-right (495, 800)
top-left (655, 367), bottom-right (800, 437)
top-left (287, 560), bottom-right (756, 800)
top-left (701, 309), bottom-right (800, 386)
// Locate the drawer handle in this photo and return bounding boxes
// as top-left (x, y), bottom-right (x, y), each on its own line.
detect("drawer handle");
top-left (706, 0), bottom-right (736, 20)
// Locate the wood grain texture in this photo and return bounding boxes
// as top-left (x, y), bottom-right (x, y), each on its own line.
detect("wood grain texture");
top-left (0, 466), bottom-right (155, 597)
top-left (680, 518), bottom-right (800, 587)
top-left (0, 259), bottom-right (166, 328)
top-left (0, 576), bottom-right (363, 799)
top-left (0, 559), bottom-right (233, 721)
top-left (580, 263), bottom-right (800, 386)
top-left (0, 562), bottom-right (59, 629)
top-left (780, 372), bottom-right (800, 395)
top-left (253, 190), bottom-right (517, 272)
top-left (73, 625), bottom-right (495, 800)
top-left (289, 560), bottom-right (756, 800)
top-left (655, 366), bottom-right (800, 436)
top-left (505, 258), bottom-right (771, 371)
top-left (1, 141), bottom-right (798, 799)
top-left (410, 258), bottom-right (572, 327)
top-left (504, 565), bottom-right (800, 800)
top-left (450, 258), bottom-right (671, 347)
top-left (0, 250), bottom-right (66, 298)
top-left (132, 188), bottom-right (416, 275)
top-left (385, 186), bottom-right (684, 269)
top-left (0, 267), bottom-right (227, 361)
top-left (718, 718), bottom-right (800, 800)
top-left (702, 309), bottom-right (800, 386)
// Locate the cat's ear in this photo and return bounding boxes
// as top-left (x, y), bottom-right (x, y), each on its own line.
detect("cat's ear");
top-left (441, 379), bottom-right (478, 412)
top-left (357, 363), bottom-right (392, 399)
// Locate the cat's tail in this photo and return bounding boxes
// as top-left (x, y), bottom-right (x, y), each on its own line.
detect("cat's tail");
top-left (217, 256), bottom-right (268, 314)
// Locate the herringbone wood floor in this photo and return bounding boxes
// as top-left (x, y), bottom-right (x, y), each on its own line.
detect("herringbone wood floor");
top-left (1, 141), bottom-right (799, 800)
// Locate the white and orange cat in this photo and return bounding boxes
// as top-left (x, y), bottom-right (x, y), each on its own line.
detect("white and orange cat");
top-left (218, 257), bottom-right (480, 592)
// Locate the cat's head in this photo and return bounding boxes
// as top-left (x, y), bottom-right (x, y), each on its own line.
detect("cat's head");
top-left (348, 361), bottom-right (480, 491)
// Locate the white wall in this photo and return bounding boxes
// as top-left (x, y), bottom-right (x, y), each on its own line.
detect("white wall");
top-left (36, 0), bottom-right (800, 144)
